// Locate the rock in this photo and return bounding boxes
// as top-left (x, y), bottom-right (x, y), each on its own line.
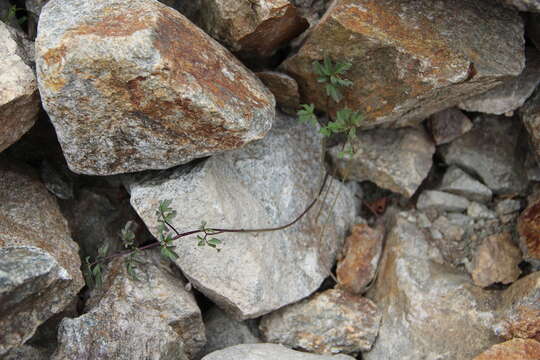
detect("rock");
top-left (427, 108), bottom-right (473, 145)
top-left (0, 160), bottom-right (83, 356)
top-left (256, 71), bottom-right (300, 115)
top-left (39, 160), bottom-right (74, 200)
top-left (517, 193), bottom-right (540, 262)
top-left (494, 271), bottom-right (540, 341)
top-left (53, 252), bottom-right (205, 360)
top-left (459, 48), bottom-right (540, 116)
top-left (2, 344), bottom-right (49, 360)
top-left (281, 0), bottom-right (524, 128)
top-left (198, 307), bottom-right (261, 359)
top-left (26, 0), bottom-right (49, 19)
top-left (467, 202), bottom-right (496, 219)
top-left (429, 214), bottom-right (473, 267)
top-left (498, 0), bottom-right (540, 12)
top-left (292, 0), bottom-right (330, 27)
top-left (417, 190), bottom-right (470, 213)
top-left (473, 339), bottom-right (540, 360)
top-left (0, 22), bottom-right (39, 153)
top-left (521, 85), bottom-right (540, 161)
top-left (471, 232), bottom-right (522, 288)
top-left (128, 113), bottom-right (355, 319)
top-left (364, 210), bottom-right (500, 360)
top-left (497, 198), bottom-right (524, 216)
top-left (259, 288), bottom-right (381, 354)
top-left (36, 0), bottom-right (275, 175)
top-left (439, 115), bottom-right (528, 195)
top-left (201, 343), bottom-right (355, 360)
top-left (438, 166), bottom-right (493, 203)
top-left (336, 223), bottom-right (384, 294)
top-left (329, 127), bottom-right (434, 198)
top-left (197, 0), bottom-right (308, 59)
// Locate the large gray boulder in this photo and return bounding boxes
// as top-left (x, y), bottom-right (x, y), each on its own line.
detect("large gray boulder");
top-left (0, 160), bottom-right (83, 356)
top-left (202, 344), bottom-right (355, 360)
top-left (521, 87), bottom-right (540, 162)
top-left (128, 113), bottom-right (356, 319)
top-left (36, 0), bottom-right (275, 175)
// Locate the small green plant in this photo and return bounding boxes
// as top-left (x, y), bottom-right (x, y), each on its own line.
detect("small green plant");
top-left (2, 5), bottom-right (28, 25)
top-left (313, 56), bottom-right (353, 102)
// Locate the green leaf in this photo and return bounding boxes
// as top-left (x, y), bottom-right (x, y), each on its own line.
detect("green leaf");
top-left (125, 259), bottom-right (140, 281)
top-left (92, 264), bottom-right (103, 288)
top-left (326, 84), bottom-right (342, 102)
top-left (161, 246), bottom-right (179, 261)
top-left (323, 55), bottom-right (332, 74)
top-left (98, 242), bottom-right (109, 257)
top-left (207, 238), bottom-right (221, 246)
top-left (334, 62), bottom-right (352, 74)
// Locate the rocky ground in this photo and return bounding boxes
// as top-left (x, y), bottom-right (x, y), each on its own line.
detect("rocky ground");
top-left (1, 0), bottom-right (540, 359)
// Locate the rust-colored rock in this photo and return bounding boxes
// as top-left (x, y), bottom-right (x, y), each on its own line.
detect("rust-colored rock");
top-left (517, 192), bottom-right (540, 261)
top-left (257, 71), bottom-right (301, 115)
top-left (473, 339), bottom-right (540, 360)
top-left (282, 0), bottom-right (524, 128)
top-left (337, 224), bottom-right (384, 294)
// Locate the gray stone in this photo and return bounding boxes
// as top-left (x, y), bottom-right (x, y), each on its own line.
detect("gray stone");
top-left (498, 0), bottom-right (540, 12)
top-left (26, 0), bottom-right (49, 18)
top-left (0, 22), bottom-right (39, 153)
top-left (197, 307), bottom-right (261, 359)
top-left (36, 0), bottom-right (275, 175)
top-left (128, 113), bottom-right (355, 319)
top-left (496, 198), bottom-right (523, 216)
top-left (417, 190), bottom-right (470, 213)
top-left (39, 160), bottom-right (74, 200)
top-left (459, 48), bottom-right (540, 116)
top-left (429, 214), bottom-right (472, 267)
top-left (329, 127), bottom-right (434, 198)
top-left (282, 0), bottom-right (524, 128)
top-left (439, 166), bottom-right (493, 203)
top-left (2, 345), bottom-right (49, 360)
top-left (202, 344), bottom-right (355, 360)
top-left (0, 160), bottom-right (83, 356)
top-left (467, 202), bottom-right (496, 219)
top-left (365, 210), bottom-right (500, 360)
top-left (439, 115), bottom-right (528, 195)
top-left (53, 252), bottom-right (205, 360)
top-left (427, 107), bottom-right (473, 145)
top-left (259, 288), bottom-right (381, 354)
top-left (521, 86), bottom-right (540, 161)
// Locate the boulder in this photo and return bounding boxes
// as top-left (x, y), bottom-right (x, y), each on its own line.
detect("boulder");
top-left (201, 344), bottom-right (355, 360)
top-left (0, 22), bottom-right (39, 153)
top-left (521, 86), bottom-right (540, 161)
top-left (128, 113), bottom-right (355, 319)
top-left (259, 288), bottom-right (381, 354)
top-left (459, 48), bottom-right (540, 116)
top-left (0, 159), bottom-right (83, 356)
top-left (281, 0), bottom-right (524, 128)
top-left (473, 339), bottom-right (540, 360)
top-left (438, 166), bottom-right (492, 203)
top-left (36, 0), bottom-right (275, 175)
top-left (364, 210), bottom-right (500, 360)
top-left (416, 190), bottom-right (470, 213)
top-left (53, 252), bottom-right (205, 360)
top-left (427, 108), bottom-right (473, 145)
top-left (439, 115), bottom-right (528, 195)
top-left (329, 127), bottom-right (434, 198)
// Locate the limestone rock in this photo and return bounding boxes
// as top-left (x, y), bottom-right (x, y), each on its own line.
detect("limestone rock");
top-left (197, 307), bottom-right (261, 359)
top-left (471, 232), bottom-right (522, 288)
top-left (201, 343), bottom-right (355, 360)
top-left (498, 0), bottom-right (540, 12)
top-left (256, 71), bottom-right (300, 115)
top-left (329, 127), bottom-right (434, 198)
top-left (336, 223), bottom-right (384, 294)
top-left (0, 22), bottom-right (39, 153)
top-left (417, 190), bottom-right (470, 213)
top-left (282, 0), bottom-right (524, 128)
top-left (439, 115), bottom-right (528, 195)
top-left (36, 0), bottom-right (275, 175)
top-left (494, 271), bottom-right (540, 341)
top-left (0, 160), bottom-right (83, 356)
top-left (259, 288), bottom-right (381, 354)
top-left (365, 210), bottom-right (500, 360)
top-left (521, 86), bottom-right (540, 161)
top-left (427, 108), bottom-right (473, 145)
top-left (517, 193), bottom-right (540, 262)
top-left (473, 339), bottom-right (540, 360)
top-left (197, 0), bottom-right (308, 58)
top-left (459, 48), bottom-right (540, 116)
top-left (53, 252), bottom-right (205, 360)
top-left (438, 166), bottom-right (493, 203)
top-left (128, 113), bottom-right (355, 319)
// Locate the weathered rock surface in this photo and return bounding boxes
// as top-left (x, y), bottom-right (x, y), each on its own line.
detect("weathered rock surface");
top-left (197, 307), bottom-right (261, 359)
top-left (498, 0), bottom-right (540, 12)
top-left (329, 127), bottom-right (434, 197)
top-left (256, 71), bottom-right (300, 115)
top-left (260, 288), bottom-right (381, 354)
top-left (128, 113), bottom-right (355, 319)
top-left (439, 115), bottom-right (528, 195)
top-left (0, 22), bottom-right (40, 153)
top-left (336, 224), bottom-right (384, 294)
top-left (467, 202), bottom-right (497, 220)
top-left (494, 271), bottom-right (540, 341)
top-left (36, 0), bottom-right (275, 175)
top-left (459, 48), bottom-right (540, 116)
top-left (517, 192), bottom-right (540, 262)
top-left (201, 344), bottom-right (355, 360)
top-left (427, 108), bottom-right (473, 145)
top-left (428, 213), bottom-right (474, 267)
top-left (417, 190), bottom-right (470, 213)
top-left (197, 0), bottom-right (308, 59)
top-left (2, 344), bottom-right (49, 360)
top-left (473, 339), bottom-right (540, 360)
top-left (521, 86), bottom-right (540, 161)
top-left (282, 0), bottom-right (524, 128)
top-left (471, 232), bottom-right (522, 288)
top-left (438, 166), bottom-right (493, 203)
top-left (53, 252), bottom-right (205, 360)
top-left (0, 159), bottom-right (83, 356)
top-left (365, 210), bottom-right (500, 360)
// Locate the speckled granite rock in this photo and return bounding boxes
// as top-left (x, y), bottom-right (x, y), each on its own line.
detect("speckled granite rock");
top-left (473, 339), bottom-right (540, 360)
top-left (427, 108), bottom-right (473, 145)
top-left (438, 166), bottom-right (493, 203)
top-left (517, 192), bottom-right (540, 263)
top-left (201, 344), bottom-right (355, 360)
top-left (521, 86), bottom-right (540, 162)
